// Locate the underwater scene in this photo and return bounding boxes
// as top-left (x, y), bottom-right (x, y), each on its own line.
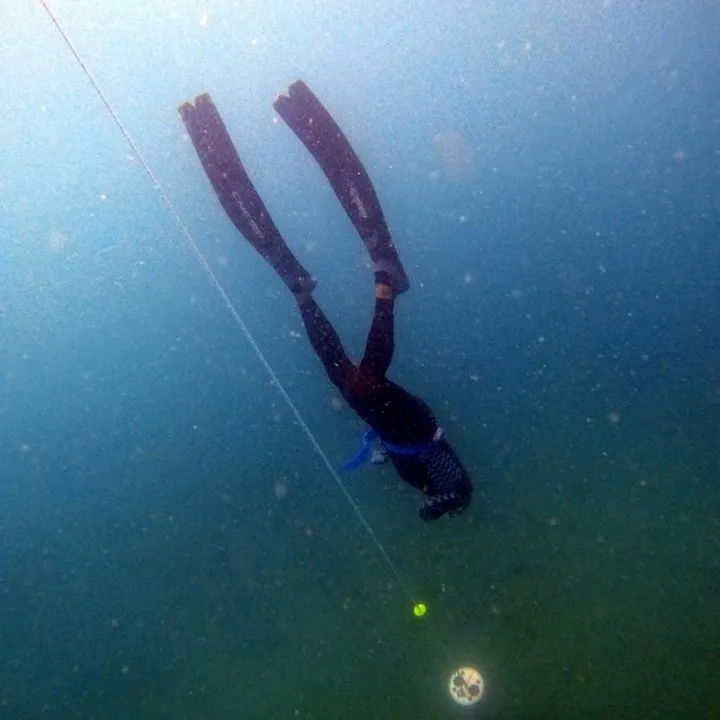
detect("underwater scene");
top-left (1, 1), bottom-right (718, 718)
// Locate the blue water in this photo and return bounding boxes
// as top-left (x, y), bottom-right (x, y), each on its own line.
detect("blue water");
top-left (1, 2), bottom-right (718, 718)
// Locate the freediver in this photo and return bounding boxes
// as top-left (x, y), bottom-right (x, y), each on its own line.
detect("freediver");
top-left (179, 81), bottom-right (473, 521)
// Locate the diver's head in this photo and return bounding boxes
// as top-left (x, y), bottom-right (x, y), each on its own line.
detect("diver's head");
top-left (418, 490), bottom-right (471, 521)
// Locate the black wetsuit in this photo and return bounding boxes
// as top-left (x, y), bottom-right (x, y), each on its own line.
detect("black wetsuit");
top-left (179, 81), bottom-right (473, 521)
top-left (298, 295), bottom-right (472, 520)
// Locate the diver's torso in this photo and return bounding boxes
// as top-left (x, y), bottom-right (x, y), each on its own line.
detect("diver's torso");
top-left (346, 377), bottom-right (473, 508)
top-left (346, 378), bottom-right (437, 446)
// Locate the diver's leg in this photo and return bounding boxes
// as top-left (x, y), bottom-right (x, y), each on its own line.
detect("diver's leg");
top-left (179, 93), bottom-right (315, 295)
top-left (359, 285), bottom-right (395, 378)
top-left (296, 295), bottom-right (356, 390)
top-left (274, 81), bottom-right (410, 294)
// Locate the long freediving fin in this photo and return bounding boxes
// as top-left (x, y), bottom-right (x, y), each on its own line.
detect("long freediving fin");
top-left (180, 93), bottom-right (315, 295)
top-left (274, 81), bottom-right (410, 294)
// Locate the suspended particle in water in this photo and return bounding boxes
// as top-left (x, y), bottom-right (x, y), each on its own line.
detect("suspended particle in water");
top-left (672, 149), bottom-right (687, 163)
top-left (48, 230), bottom-right (70, 253)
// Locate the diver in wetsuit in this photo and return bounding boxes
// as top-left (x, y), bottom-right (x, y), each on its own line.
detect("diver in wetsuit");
top-left (179, 80), bottom-right (473, 521)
